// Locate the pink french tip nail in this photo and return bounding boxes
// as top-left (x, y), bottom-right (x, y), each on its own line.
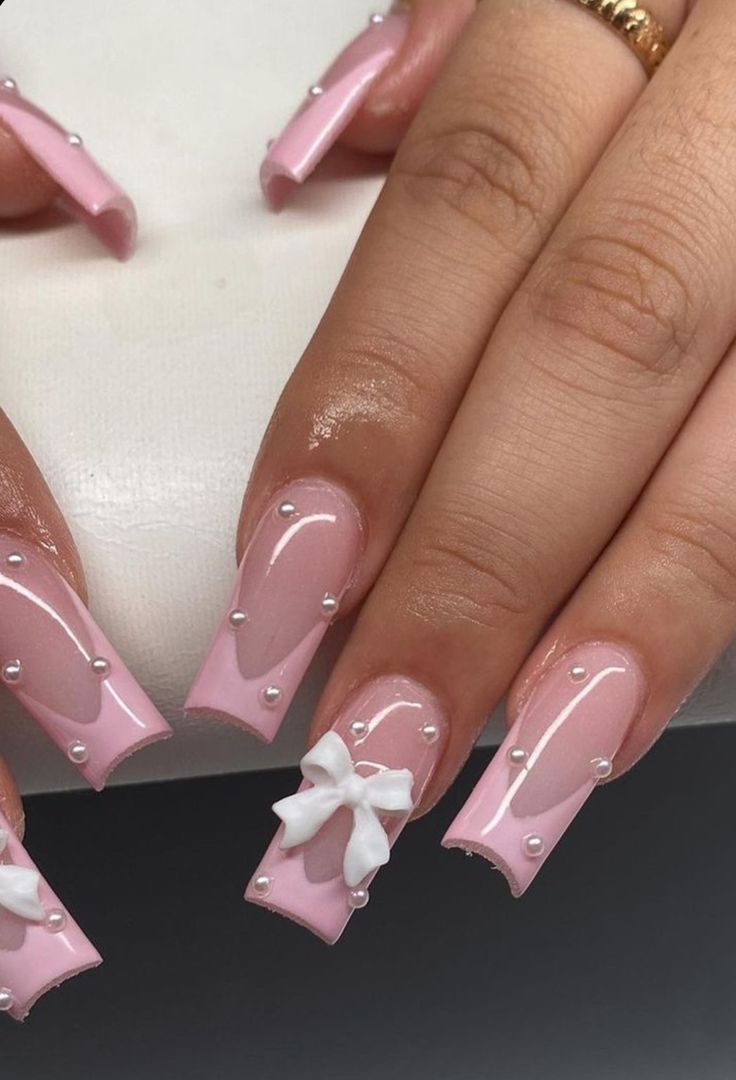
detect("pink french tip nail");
top-left (0, 537), bottom-right (171, 792)
top-left (259, 12), bottom-right (410, 209)
top-left (443, 643), bottom-right (648, 896)
top-left (246, 675), bottom-right (447, 943)
top-left (0, 812), bottom-right (101, 1021)
top-left (0, 77), bottom-right (136, 259)
top-left (185, 478), bottom-right (363, 743)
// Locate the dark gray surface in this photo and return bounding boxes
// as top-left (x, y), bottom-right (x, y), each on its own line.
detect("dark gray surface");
top-left (2, 724), bottom-right (735, 1079)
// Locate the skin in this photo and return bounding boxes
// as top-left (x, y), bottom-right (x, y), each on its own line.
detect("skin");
top-left (1, 0), bottom-right (734, 848)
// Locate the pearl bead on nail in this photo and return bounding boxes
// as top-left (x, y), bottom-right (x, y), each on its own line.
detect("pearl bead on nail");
top-left (522, 834), bottom-right (545, 859)
top-left (66, 133), bottom-right (83, 147)
top-left (90, 657), bottom-right (110, 677)
top-left (369, 12), bottom-right (385, 24)
top-left (0, 988), bottom-right (14, 1012)
top-left (5, 553), bottom-right (24, 569)
top-left (349, 719), bottom-right (368, 738)
top-left (308, 85), bottom-right (324, 98)
top-left (569, 665), bottom-right (587, 682)
top-left (321, 594), bottom-right (339, 617)
top-left (262, 685), bottom-right (282, 708)
top-left (228, 609), bottom-right (247, 629)
top-left (45, 909), bottom-right (67, 933)
top-left (592, 757), bottom-right (613, 780)
top-left (348, 887), bottom-right (369, 909)
top-left (68, 741), bottom-right (89, 765)
top-left (252, 874), bottom-right (272, 897)
top-left (2, 660), bottom-right (21, 684)
top-left (507, 746), bottom-right (527, 766)
top-left (421, 722), bottom-right (439, 743)
top-left (1, 78), bottom-right (18, 92)
top-left (277, 500), bottom-right (296, 519)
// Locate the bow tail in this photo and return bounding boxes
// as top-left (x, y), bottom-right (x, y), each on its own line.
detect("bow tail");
top-left (343, 804), bottom-right (392, 888)
top-left (274, 785), bottom-right (343, 850)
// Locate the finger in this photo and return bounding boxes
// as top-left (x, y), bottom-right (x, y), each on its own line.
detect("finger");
top-left (0, 755), bottom-right (23, 837)
top-left (260, 1), bottom-right (477, 208)
top-left (0, 77), bottom-right (136, 258)
top-left (445, 339), bottom-right (736, 894)
top-left (190, 0), bottom-right (673, 747)
top-left (0, 408), bottom-right (170, 791)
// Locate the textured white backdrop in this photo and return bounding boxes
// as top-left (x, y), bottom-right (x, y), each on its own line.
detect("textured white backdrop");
top-left (0, 0), bottom-right (733, 793)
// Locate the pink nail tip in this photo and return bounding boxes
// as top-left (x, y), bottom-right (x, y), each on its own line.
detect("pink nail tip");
top-left (260, 13), bottom-right (409, 209)
top-left (0, 81), bottom-right (136, 259)
top-left (0, 813), bottom-right (101, 1021)
top-left (185, 479), bottom-right (363, 744)
top-left (443, 643), bottom-right (647, 896)
top-left (246, 675), bottom-right (447, 943)
top-left (0, 537), bottom-right (171, 791)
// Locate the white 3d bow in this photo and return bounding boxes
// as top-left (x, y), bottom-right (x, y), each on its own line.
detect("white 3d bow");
top-left (273, 731), bottom-right (414, 887)
top-left (0, 830), bottom-right (45, 921)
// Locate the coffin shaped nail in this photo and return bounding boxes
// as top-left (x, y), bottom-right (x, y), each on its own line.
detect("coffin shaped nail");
top-left (260, 12), bottom-right (409, 209)
top-left (443, 643), bottom-right (647, 896)
top-left (246, 676), bottom-right (447, 943)
top-left (0, 77), bottom-right (136, 259)
top-left (0, 814), bottom-right (101, 1021)
top-left (0, 537), bottom-right (171, 791)
top-left (186, 479), bottom-right (363, 743)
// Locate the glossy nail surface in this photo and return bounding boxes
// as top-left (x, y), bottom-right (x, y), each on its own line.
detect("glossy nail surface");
top-left (186, 479), bottom-right (362, 743)
top-left (0, 537), bottom-right (171, 791)
top-left (443, 643), bottom-right (647, 896)
top-left (0, 813), bottom-right (100, 1020)
top-left (260, 13), bottom-right (409, 209)
top-left (246, 675), bottom-right (447, 943)
top-left (0, 79), bottom-right (136, 258)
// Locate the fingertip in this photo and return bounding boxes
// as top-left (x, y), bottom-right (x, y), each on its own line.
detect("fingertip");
top-left (0, 758), bottom-right (24, 840)
top-left (0, 121), bottom-right (58, 219)
top-left (340, 0), bottom-right (477, 155)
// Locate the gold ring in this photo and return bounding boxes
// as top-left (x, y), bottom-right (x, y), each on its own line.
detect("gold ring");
top-left (570, 0), bottom-right (669, 77)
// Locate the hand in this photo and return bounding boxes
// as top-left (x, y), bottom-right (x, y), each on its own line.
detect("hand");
top-left (188, 0), bottom-right (736, 939)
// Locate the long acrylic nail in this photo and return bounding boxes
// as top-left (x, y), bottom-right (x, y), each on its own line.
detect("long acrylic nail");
top-left (246, 676), bottom-right (447, 943)
top-left (185, 479), bottom-right (363, 743)
top-left (260, 12), bottom-right (409, 209)
top-left (0, 813), bottom-right (101, 1021)
top-left (0, 77), bottom-right (136, 259)
top-left (443, 643), bottom-right (647, 896)
top-left (0, 537), bottom-right (171, 791)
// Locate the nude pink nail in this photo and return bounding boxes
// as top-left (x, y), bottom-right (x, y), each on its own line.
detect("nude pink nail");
top-left (185, 479), bottom-right (363, 743)
top-left (443, 643), bottom-right (647, 896)
top-left (0, 77), bottom-right (136, 259)
top-left (0, 812), bottom-right (101, 1021)
top-left (260, 12), bottom-right (409, 209)
top-left (0, 537), bottom-right (171, 791)
top-left (246, 675), bottom-right (446, 943)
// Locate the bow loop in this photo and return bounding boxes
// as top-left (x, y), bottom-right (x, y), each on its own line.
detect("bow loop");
top-left (274, 733), bottom-right (415, 888)
top-left (0, 830), bottom-right (45, 922)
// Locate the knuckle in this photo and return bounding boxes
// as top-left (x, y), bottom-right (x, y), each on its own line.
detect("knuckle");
top-left (392, 118), bottom-right (545, 244)
top-left (407, 490), bottom-right (543, 633)
top-left (527, 208), bottom-right (705, 382)
top-left (643, 493), bottom-right (736, 607)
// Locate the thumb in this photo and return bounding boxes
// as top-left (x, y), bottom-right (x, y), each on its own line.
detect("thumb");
top-left (260, 1), bottom-right (476, 208)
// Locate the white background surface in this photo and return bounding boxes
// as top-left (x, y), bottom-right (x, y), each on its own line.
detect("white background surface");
top-left (0, 0), bottom-right (733, 794)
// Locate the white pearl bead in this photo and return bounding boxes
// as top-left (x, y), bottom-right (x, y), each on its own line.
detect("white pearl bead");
top-left (522, 834), bottom-right (545, 859)
top-left (507, 746), bottom-right (527, 766)
top-left (2, 660), bottom-right (21, 684)
top-left (592, 757), bottom-right (613, 780)
top-left (0, 988), bottom-right (13, 1012)
top-left (321, 593), bottom-right (339, 617)
top-left (5, 552), bottom-right (24, 569)
top-left (347, 887), bottom-right (369, 909)
top-left (421, 722), bottom-right (439, 743)
top-left (1, 77), bottom-right (18, 92)
top-left (349, 719), bottom-right (368, 738)
top-left (369, 13), bottom-right (385, 24)
top-left (308, 85), bottom-right (324, 98)
top-left (68, 741), bottom-right (89, 765)
top-left (90, 656), bottom-right (110, 677)
top-left (45, 909), bottom-right (67, 933)
top-left (262, 685), bottom-right (282, 708)
top-left (66, 133), bottom-right (83, 147)
top-left (277, 500), bottom-right (296, 519)
top-left (228, 609), bottom-right (247, 629)
top-left (252, 874), bottom-right (272, 897)
top-left (569, 665), bottom-right (587, 682)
